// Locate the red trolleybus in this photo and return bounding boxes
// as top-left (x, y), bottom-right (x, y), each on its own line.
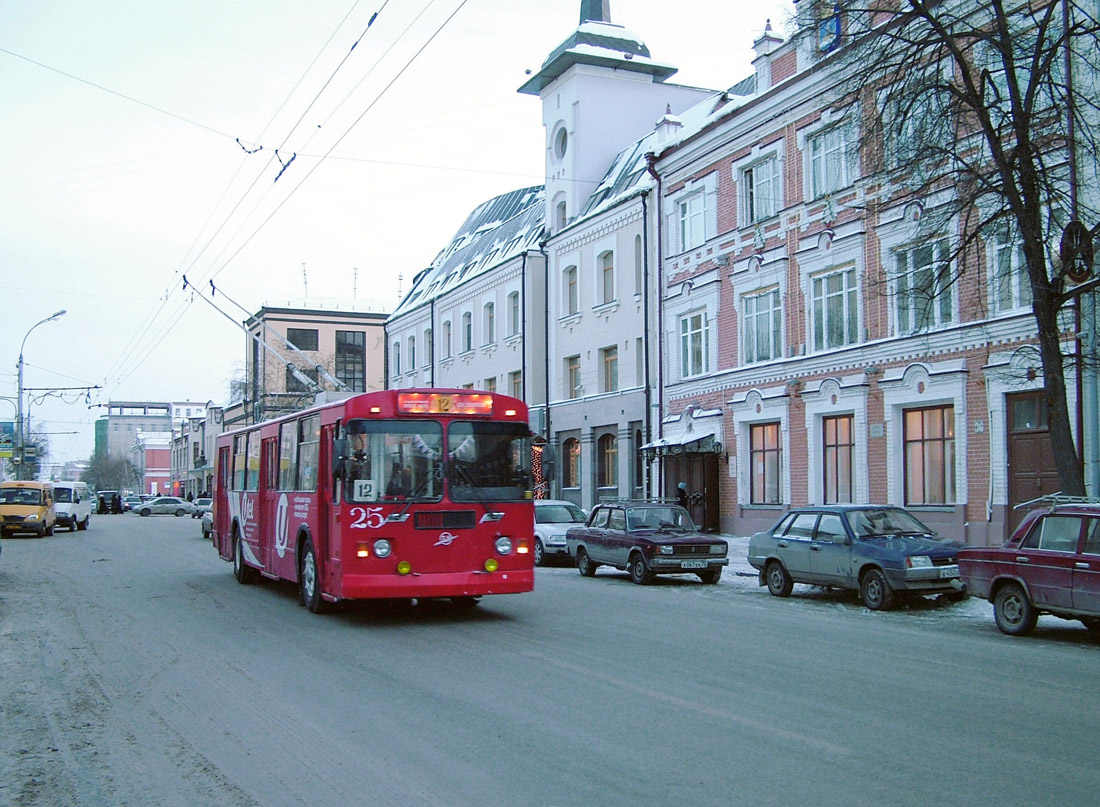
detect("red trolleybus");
top-left (212, 389), bottom-right (535, 612)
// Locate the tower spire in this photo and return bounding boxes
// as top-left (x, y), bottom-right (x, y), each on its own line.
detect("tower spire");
top-left (579, 0), bottom-right (610, 24)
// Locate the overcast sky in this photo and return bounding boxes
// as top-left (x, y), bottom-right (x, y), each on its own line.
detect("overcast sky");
top-left (1, 0), bottom-right (794, 468)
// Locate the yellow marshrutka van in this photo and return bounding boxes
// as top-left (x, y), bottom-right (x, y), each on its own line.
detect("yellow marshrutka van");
top-left (0, 480), bottom-right (57, 537)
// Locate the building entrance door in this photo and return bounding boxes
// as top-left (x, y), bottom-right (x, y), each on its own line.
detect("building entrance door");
top-left (1007, 391), bottom-right (1060, 534)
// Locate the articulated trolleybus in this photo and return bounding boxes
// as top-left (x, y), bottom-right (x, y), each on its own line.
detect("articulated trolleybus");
top-left (212, 389), bottom-right (535, 612)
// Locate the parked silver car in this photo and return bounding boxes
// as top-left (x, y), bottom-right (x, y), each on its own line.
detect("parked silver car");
top-left (134, 496), bottom-right (193, 517)
top-left (534, 499), bottom-right (587, 566)
top-left (191, 497), bottom-right (213, 519)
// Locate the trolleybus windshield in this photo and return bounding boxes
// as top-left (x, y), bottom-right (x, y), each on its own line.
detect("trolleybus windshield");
top-left (343, 420), bottom-right (444, 504)
top-left (448, 421), bottom-right (531, 502)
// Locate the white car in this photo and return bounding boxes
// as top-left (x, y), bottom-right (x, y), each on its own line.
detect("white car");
top-left (533, 499), bottom-right (588, 566)
top-left (134, 496), bottom-right (194, 517)
top-left (191, 497), bottom-right (213, 518)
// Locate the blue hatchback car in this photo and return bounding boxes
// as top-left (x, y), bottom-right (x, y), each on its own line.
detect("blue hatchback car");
top-left (748, 505), bottom-right (966, 610)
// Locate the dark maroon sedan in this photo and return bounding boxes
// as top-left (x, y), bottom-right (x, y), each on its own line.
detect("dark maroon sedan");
top-left (958, 501), bottom-right (1100, 636)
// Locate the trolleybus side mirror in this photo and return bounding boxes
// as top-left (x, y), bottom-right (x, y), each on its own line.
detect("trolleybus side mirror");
top-left (541, 445), bottom-right (556, 483)
top-left (332, 438), bottom-right (349, 479)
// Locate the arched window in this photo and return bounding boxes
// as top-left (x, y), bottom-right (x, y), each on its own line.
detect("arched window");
top-left (483, 302), bottom-right (495, 344)
top-left (423, 328), bottom-right (432, 365)
top-left (564, 266), bottom-right (578, 315)
top-left (391, 342), bottom-right (401, 375)
top-left (598, 433), bottom-right (617, 488)
top-left (599, 251), bottom-right (615, 305)
top-left (462, 312), bottom-right (472, 352)
top-left (634, 234), bottom-right (643, 294)
top-left (563, 438), bottom-right (580, 488)
top-left (407, 335), bottom-right (416, 370)
top-left (442, 320), bottom-right (452, 359)
top-left (508, 291), bottom-right (520, 336)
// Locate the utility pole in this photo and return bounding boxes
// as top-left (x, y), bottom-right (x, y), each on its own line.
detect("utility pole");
top-left (16, 310), bottom-right (66, 480)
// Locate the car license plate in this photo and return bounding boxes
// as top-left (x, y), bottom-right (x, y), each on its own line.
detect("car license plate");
top-left (681, 560), bottom-right (707, 569)
top-left (939, 565), bottom-right (959, 578)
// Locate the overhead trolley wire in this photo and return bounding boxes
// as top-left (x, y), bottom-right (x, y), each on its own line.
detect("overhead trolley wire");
top-left (210, 0), bottom-right (471, 282)
top-left (97, 1), bottom-right (380, 393)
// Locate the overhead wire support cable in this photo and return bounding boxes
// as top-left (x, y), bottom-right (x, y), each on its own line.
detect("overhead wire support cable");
top-left (208, 280), bottom-right (351, 392)
top-left (183, 276), bottom-right (322, 394)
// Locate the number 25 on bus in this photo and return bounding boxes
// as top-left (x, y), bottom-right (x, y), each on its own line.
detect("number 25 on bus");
top-left (212, 389), bottom-right (536, 613)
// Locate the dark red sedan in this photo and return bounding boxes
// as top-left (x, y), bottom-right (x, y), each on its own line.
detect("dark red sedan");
top-left (958, 501), bottom-right (1100, 636)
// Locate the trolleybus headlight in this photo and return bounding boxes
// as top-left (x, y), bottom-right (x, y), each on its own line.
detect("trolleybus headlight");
top-left (373, 539), bottom-right (392, 559)
top-left (495, 536), bottom-right (513, 555)
top-left (484, 558), bottom-right (499, 572)
top-left (397, 560), bottom-right (412, 575)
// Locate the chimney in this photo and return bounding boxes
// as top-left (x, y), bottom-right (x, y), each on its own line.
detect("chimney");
top-left (752, 19), bottom-right (785, 92)
top-left (655, 104), bottom-right (683, 143)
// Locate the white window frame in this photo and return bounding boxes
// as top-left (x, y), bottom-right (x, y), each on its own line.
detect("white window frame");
top-left (679, 310), bottom-right (711, 379)
top-left (810, 266), bottom-right (859, 352)
top-left (742, 287), bottom-right (783, 364)
top-left (893, 238), bottom-right (954, 335)
top-left (679, 193), bottom-right (706, 252)
top-left (742, 155), bottom-right (781, 224)
top-left (669, 173), bottom-right (717, 255)
top-left (989, 226), bottom-right (1031, 314)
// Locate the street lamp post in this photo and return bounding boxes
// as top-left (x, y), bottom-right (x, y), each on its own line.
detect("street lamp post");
top-left (16, 309), bottom-right (66, 480)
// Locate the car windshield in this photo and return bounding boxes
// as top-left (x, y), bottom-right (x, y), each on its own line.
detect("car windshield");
top-left (196, 498), bottom-right (211, 506)
top-left (849, 508), bottom-right (935, 539)
top-left (626, 505), bottom-right (696, 532)
top-left (0, 488), bottom-right (42, 505)
top-left (535, 504), bottom-right (587, 524)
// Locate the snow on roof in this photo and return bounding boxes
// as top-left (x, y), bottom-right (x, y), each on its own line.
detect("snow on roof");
top-left (572, 75), bottom-right (758, 225)
top-left (390, 186), bottom-right (545, 319)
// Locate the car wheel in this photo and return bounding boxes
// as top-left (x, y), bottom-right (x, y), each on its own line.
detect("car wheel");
top-left (1081, 617), bottom-right (1100, 633)
top-left (765, 560), bottom-right (793, 597)
top-left (175, 509), bottom-right (186, 517)
top-left (298, 536), bottom-right (332, 613)
top-left (139, 508), bottom-right (151, 517)
top-left (629, 553), bottom-right (654, 585)
top-left (994, 582), bottom-right (1037, 636)
top-left (576, 547), bottom-right (597, 577)
top-left (78, 516), bottom-right (89, 531)
top-left (860, 568), bottom-right (895, 611)
top-left (233, 530), bottom-right (258, 585)
top-left (697, 568), bottom-right (722, 585)
top-left (534, 539), bottom-right (545, 567)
